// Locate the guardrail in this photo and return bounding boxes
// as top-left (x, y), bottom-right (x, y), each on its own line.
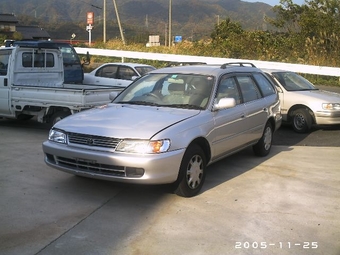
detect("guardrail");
top-left (75, 47), bottom-right (340, 77)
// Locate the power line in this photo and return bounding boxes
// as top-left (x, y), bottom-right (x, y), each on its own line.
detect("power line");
top-left (80, 0), bottom-right (102, 10)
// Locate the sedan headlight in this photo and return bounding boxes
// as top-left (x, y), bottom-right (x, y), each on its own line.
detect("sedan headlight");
top-left (48, 129), bottom-right (67, 144)
top-left (322, 103), bottom-right (340, 110)
top-left (116, 139), bottom-right (170, 154)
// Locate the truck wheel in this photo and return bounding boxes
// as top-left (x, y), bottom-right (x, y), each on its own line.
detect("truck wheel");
top-left (174, 144), bottom-right (206, 197)
top-left (253, 121), bottom-right (273, 157)
top-left (17, 114), bottom-right (34, 121)
top-left (292, 108), bottom-right (312, 133)
top-left (50, 111), bottom-right (71, 126)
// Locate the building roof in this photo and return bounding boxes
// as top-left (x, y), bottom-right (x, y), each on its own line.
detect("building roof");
top-left (16, 25), bottom-right (50, 40)
top-left (0, 13), bottom-right (19, 23)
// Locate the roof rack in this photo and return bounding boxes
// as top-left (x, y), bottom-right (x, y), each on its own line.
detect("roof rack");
top-left (11, 40), bottom-right (61, 50)
top-left (166, 62), bottom-right (207, 67)
top-left (220, 62), bottom-right (256, 69)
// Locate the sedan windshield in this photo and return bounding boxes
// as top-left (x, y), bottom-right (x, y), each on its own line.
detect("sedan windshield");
top-left (113, 73), bottom-right (215, 109)
top-left (272, 72), bottom-right (318, 91)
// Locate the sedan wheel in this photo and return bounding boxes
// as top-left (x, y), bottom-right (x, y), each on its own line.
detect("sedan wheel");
top-left (174, 145), bottom-right (206, 197)
top-left (292, 108), bottom-right (312, 133)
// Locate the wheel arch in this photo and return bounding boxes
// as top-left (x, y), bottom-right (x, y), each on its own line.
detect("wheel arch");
top-left (267, 116), bottom-right (276, 131)
top-left (187, 137), bottom-right (211, 164)
top-left (287, 104), bottom-right (315, 124)
top-left (46, 106), bottom-right (72, 123)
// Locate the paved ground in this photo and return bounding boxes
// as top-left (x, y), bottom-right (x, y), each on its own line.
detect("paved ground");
top-left (0, 118), bottom-right (339, 255)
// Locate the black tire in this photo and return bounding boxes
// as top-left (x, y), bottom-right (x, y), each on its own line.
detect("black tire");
top-left (50, 111), bottom-right (71, 126)
top-left (17, 114), bottom-right (34, 121)
top-left (253, 121), bottom-right (273, 157)
top-left (174, 144), bottom-right (206, 197)
top-left (291, 108), bottom-right (312, 133)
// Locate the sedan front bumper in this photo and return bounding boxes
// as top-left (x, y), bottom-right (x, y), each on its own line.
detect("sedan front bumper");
top-left (315, 110), bottom-right (340, 125)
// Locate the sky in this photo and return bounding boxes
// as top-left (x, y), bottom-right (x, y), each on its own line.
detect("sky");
top-left (243, 0), bottom-right (305, 6)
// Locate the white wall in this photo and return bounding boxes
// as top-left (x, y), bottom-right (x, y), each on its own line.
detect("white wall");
top-left (75, 47), bottom-right (340, 77)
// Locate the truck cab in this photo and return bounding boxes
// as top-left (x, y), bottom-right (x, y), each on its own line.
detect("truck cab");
top-left (0, 42), bottom-right (121, 125)
top-left (8, 40), bottom-right (87, 84)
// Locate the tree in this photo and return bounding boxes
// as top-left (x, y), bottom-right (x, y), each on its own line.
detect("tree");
top-left (210, 18), bottom-right (245, 58)
top-left (266, 0), bottom-right (340, 65)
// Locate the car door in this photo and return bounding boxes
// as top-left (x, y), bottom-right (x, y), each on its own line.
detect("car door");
top-left (236, 74), bottom-right (268, 142)
top-left (0, 50), bottom-right (11, 116)
top-left (94, 64), bottom-right (118, 86)
top-left (210, 76), bottom-right (249, 160)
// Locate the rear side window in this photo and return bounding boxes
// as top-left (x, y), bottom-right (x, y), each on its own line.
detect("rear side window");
top-left (96, 65), bottom-right (118, 78)
top-left (253, 73), bottom-right (276, 96)
top-left (22, 52), bottom-right (54, 68)
top-left (236, 76), bottom-right (261, 103)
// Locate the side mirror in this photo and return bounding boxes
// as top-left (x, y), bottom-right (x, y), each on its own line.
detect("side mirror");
top-left (82, 51), bottom-right (90, 66)
top-left (276, 85), bottom-right (283, 93)
top-left (213, 97), bottom-right (236, 111)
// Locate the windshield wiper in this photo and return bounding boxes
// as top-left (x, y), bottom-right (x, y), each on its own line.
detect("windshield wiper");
top-left (117, 101), bottom-right (160, 106)
top-left (161, 104), bottom-right (203, 110)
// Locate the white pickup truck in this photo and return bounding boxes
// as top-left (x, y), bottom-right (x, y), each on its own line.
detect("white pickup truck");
top-left (0, 41), bottom-right (122, 125)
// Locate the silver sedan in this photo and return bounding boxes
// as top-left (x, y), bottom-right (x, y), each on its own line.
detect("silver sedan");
top-left (83, 62), bottom-right (156, 87)
top-left (263, 69), bottom-right (340, 133)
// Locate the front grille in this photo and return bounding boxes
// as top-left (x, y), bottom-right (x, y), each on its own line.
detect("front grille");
top-left (68, 132), bottom-right (121, 149)
top-left (56, 156), bottom-right (126, 176)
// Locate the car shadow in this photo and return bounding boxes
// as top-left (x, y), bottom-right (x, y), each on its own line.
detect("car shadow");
top-left (201, 145), bottom-right (292, 195)
top-left (273, 123), bottom-right (340, 147)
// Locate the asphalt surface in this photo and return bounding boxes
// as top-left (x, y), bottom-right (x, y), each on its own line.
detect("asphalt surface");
top-left (0, 88), bottom-right (340, 255)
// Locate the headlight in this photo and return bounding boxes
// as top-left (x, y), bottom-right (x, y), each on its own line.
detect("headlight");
top-left (322, 103), bottom-right (340, 110)
top-left (116, 139), bottom-right (170, 154)
top-left (48, 129), bottom-right (67, 144)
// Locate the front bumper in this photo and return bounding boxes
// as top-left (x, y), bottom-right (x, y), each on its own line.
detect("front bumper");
top-left (315, 110), bottom-right (340, 125)
top-left (42, 140), bottom-right (185, 184)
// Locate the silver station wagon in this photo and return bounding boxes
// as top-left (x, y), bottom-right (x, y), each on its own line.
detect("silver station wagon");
top-left (43, 63), bottom-right (282, 197)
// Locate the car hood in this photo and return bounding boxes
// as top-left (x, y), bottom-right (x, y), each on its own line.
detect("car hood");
top-left (53, 104), bottom-right (200, 139)
top-left (286, 89), bottom-right (340, 102)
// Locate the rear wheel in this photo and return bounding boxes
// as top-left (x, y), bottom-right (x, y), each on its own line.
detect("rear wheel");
top-left (17, 114), bottom-right (34, 121)
top-left (174, 144), bottom-right (206, 197)
top-left (253, 121), bottom-right (273, 157)
top-left (291, 108), bottom-right (312, 133)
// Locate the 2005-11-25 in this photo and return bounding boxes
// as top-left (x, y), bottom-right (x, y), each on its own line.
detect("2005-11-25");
top-left (235, 241), bottom-right (318, 249)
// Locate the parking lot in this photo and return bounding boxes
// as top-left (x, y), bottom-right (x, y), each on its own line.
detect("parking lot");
top-left (0, 118), bottom-right (339, 255)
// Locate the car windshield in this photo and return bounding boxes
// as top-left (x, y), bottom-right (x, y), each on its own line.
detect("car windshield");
top-left (113, 73), bottom-right (215, 109)
top-left (135, 66), bottom-right (156, 76)
top-left (272, 72), bottom-right (318, 91)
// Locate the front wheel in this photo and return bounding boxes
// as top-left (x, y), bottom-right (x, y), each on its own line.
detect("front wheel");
top-left (253, 121), bottom-right (273, 157)
top-left (291, 108), bottom-right (312, 133)
top-left (174, 144), bottom-right (206, 197)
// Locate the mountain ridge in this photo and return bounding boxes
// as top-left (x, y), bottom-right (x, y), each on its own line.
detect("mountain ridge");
top-left (0, 0), bottom-right (275, 41)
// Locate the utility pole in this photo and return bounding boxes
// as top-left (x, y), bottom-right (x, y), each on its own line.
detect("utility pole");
top-left (103, 0), bottom-right (106, 43)
top-left (168, 0), bottom-right (172, 47)
top-left (113, 0), bottom-right (126, 45)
